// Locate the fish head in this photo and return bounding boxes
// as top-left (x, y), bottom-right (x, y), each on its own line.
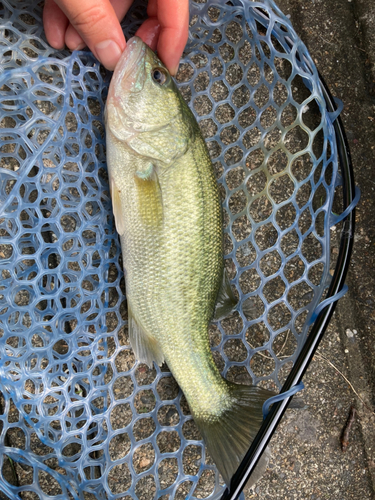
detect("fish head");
top-left (106, 37), bottom-right (196, 165)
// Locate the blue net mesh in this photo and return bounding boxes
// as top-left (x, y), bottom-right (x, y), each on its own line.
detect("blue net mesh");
top-left (0, 0), bottom-right (338, 498)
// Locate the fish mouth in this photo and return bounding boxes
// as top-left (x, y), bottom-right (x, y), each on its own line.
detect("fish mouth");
top-left (109, 36), bottom-right (147, 100)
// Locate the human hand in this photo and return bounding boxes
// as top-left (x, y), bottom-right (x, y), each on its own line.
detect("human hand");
top-left (43, 0), bottom-right (189, 75)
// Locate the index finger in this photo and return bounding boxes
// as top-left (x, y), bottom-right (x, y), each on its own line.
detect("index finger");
top-left (148, 0), bottom-right (189, 76)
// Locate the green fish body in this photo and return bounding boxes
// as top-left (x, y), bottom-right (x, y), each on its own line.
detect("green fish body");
top-left (105, 37), bottom-right (272, 485)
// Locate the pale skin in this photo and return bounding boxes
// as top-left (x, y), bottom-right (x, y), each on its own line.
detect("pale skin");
top-left (43, 0), bottom-right (189, 74)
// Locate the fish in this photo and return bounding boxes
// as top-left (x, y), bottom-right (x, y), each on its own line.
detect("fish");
top-left (105, 36), bottom-right (273, 486)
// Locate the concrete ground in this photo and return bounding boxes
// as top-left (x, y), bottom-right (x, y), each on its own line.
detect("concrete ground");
top-left (1, 0), bottom-right (375, 499)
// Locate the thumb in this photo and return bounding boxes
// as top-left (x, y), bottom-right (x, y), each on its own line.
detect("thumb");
top-left (54, 0), bottom-right (127, 70)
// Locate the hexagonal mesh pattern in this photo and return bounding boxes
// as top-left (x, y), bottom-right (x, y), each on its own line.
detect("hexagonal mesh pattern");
top-left (0, 1), bottom-right (337, 499)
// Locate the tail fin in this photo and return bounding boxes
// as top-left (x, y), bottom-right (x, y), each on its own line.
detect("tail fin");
top-left (196, 384), bottom-right (273, 488)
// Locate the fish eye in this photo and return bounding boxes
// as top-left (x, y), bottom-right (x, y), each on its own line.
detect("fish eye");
top-left (151, 67), bottom-right (168, 85)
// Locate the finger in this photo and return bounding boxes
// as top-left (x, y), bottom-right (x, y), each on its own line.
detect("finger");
top-left (148, 0), bottom-right (189, 75)
top-left (65, 0), bottom-right (134, 54)
top-left (54, 0), bottom-right (130, 70)
top-left (135, 18), bottom-right (161, 52)
top-left (64, 24), bottom-right (85, 51)
top-left (43, 0), bottom-right (69, 50)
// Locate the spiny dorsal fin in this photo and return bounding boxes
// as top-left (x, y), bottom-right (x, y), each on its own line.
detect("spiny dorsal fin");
top-left (110, 176), bottom-right (125, 236)
top-left (128, 304), bottom-right (164, 368)
top-left (213, 269), bottom-right (238, 321)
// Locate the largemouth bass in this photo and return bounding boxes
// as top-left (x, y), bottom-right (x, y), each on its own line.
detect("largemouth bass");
top-left (105, 37), bottom-right (272, 486)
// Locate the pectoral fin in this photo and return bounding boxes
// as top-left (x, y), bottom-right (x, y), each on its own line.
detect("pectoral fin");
top-left (213, 269), bottom-right (238, 321)
top-left (128, 304), bottom-right (164, 368)
top-left (110, 177), bottom-right (125, 236)
top-left (134, 165), bottom-right (163, 227)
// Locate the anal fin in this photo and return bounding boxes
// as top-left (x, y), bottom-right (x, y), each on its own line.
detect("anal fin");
top-left (213, 269), bottom-right (238, 321)
top-left (128, 304), bottom-right (164, 368)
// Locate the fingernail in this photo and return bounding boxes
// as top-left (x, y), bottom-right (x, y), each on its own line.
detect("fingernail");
top-left (95, 40), bottom-right (122, 71)
top-left (169, 63), bottom-right (180, 77)
top-left (75, 42), bottom-right (86, 51)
